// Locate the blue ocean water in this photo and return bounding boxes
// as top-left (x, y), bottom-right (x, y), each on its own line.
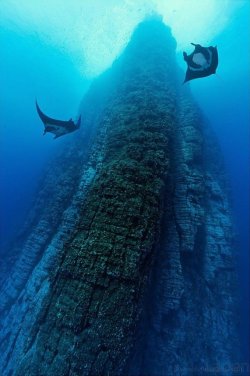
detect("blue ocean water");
top-left (187, 4), bottom-right (250, 363)
top-left (1, 0), bottom-right (249, 369)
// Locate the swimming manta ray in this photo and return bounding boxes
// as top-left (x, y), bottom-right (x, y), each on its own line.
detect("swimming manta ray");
top-left (36, 101), bottom-right (81, 139)
top-left (183, 43), bottom-right (218, 83)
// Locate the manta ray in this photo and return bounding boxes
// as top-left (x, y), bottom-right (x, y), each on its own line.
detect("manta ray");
top-left (183, 43), bottom-right (218, 83)
top-left (36, 101), bottom-right (81, 139)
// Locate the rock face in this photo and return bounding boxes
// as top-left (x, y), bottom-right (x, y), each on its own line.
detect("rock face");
top-left (0, 18), bottom-right (239, 376)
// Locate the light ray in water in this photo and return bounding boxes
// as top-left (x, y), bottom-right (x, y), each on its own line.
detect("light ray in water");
top-left (0, 0), bottom-right (245, 76)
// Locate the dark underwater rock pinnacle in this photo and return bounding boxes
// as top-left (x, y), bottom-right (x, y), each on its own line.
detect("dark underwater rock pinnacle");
top-left (0, 18), bottom-right (239, 376)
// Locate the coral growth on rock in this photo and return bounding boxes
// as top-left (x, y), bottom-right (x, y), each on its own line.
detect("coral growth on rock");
top-left (0, 18), bottom-right (239, 376)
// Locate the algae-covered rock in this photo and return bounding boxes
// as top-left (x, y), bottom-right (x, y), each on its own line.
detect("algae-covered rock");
top-left (0, 17), bottom-right (239, 376)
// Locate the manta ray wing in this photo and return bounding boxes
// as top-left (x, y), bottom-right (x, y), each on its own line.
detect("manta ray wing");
top-left (44, 124), bottom-right (69, 138)
top-left (183, 44), bottom-right (218, 83)
top-left (36, 101), bottom-right (80, 139)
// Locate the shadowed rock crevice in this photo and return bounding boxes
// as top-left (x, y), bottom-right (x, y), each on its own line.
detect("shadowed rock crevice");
top-left (0, 17), bottom-right (239, 376)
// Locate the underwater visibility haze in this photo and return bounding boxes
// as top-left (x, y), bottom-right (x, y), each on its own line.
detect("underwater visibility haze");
top-left (0, 1), bottom-right (249, 375)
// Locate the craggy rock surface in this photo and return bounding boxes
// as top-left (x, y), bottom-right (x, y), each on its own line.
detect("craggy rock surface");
top-left (127, 92), bottom-right (239, 376)
top-left (0, 18), bottom-right (238, 376)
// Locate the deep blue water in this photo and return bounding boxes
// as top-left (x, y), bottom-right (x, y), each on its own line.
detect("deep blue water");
top-left (188, 5), bottom-right (250, 362)
top-left (0, 29), bottom-right (89, 245)
top-left (1, 0), bottom-right (249, 368)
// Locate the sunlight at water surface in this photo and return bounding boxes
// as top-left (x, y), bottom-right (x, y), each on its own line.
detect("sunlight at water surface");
top-left (0, 0), bottom-right (245, 76)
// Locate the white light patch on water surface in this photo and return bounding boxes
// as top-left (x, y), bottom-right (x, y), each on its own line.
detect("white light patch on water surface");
top-left (0, 0), bottom-right (246, 76)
